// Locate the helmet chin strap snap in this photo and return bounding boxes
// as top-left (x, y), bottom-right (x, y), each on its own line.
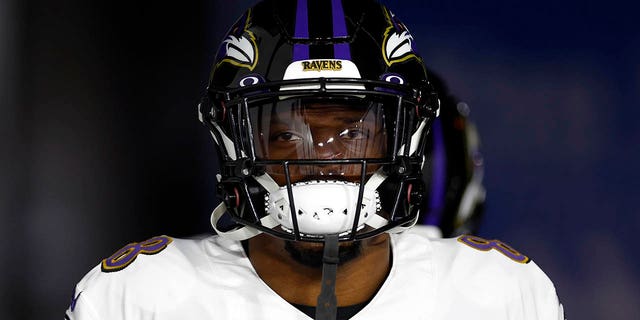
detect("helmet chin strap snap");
top-left (315, 234), bottom-right (339, 320)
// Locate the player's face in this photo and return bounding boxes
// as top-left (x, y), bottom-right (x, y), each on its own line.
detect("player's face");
top-left (250, 99), bottom-right (390, 259)
top-left (251, 98), bottom-right (388, 185)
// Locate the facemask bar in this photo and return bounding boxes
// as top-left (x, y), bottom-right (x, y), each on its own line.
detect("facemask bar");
top-left (200, 77), bottom-right (438, 242)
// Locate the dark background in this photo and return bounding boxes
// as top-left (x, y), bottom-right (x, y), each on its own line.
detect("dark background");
top-left (2, 0), bottom-right (638, 318)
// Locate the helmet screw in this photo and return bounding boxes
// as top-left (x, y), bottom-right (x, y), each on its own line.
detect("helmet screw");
top-left (234, 158), bottom-right (254, 177)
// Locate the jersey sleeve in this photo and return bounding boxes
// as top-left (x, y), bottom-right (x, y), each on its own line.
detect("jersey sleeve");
top-left (64, 235), bottom-right (178, 320)
top-left (431, 235), bottom-right (565, 319)
top-left (509, 259), bottom-right (564, 320)
top-left (65, 266), bottom-right (102, 320)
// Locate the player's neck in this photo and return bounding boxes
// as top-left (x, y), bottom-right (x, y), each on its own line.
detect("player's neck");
top-left (246, 233), bottom-right (391, 307)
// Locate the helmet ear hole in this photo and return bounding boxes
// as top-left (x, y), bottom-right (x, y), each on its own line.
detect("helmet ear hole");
top-left (198, 95), bottom-right (226, 124)
top-left (215, 100), bottom-right (227, 123)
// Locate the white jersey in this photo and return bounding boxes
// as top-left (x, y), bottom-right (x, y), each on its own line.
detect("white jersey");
top-left (65, 229), bottom-right (564, 319)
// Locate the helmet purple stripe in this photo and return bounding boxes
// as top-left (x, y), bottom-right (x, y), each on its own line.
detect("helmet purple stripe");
top-left (293, 0), bottom-right (310, 61)
top-left (331, 0), bottom-right (351, 60)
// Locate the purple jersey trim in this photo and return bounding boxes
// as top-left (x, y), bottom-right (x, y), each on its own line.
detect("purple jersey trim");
top-left (70, 290), bottom-right (82, 312)
top-left (331, 0), bottom-right (351, 60)
top-left (293, 0), bottom-right (310, 61)
top-left (424, 118), bottom-right (447, 225)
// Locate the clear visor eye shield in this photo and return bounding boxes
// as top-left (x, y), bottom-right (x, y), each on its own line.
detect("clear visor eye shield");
top-left (199, 77), bottom-right (439, 242)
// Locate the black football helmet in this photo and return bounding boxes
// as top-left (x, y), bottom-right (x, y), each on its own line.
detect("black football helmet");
top-left (199, 0), bottom-right (439, 242)
top-left (418, 71), bottom-right (486, 238)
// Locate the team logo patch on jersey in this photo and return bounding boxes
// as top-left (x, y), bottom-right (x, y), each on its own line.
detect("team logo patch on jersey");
top-left (101, 235), bottom-right (173, 272)
top-left (216, 9), bottom-right (258, 71)
top-left (381, 8), bottom-right (419, 66)
top-left (302, 60), bottom-right (343, 72)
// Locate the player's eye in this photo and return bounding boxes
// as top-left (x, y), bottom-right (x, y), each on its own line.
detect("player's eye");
top-left (271, 131), bottom-right (303, 142)
top-left (339, 128), bottom-right (367, 140)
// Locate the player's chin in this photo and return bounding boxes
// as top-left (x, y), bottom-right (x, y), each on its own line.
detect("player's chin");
top-left (284, 240), bottom-right (362, 268)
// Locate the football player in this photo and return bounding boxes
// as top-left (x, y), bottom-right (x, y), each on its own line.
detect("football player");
top-left (66, 1), bottom-right (564, 319)
top-left (417, 71), bottom-right (486, 238)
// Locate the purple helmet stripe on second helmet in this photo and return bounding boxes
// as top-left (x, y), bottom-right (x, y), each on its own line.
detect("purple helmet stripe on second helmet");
top-left (331, 0), bottom-right (351, 60)
top-left (424, 118), bottom-right (447, 225)
top-left (293, 0), bottom-right (310, 61)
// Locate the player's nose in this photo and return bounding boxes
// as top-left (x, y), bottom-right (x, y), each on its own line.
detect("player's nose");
top-left (312, 135), bottom-right (345, 160)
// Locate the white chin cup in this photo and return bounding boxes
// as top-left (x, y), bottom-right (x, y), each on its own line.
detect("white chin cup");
top-left (265, 180), bottom-right (380, 236)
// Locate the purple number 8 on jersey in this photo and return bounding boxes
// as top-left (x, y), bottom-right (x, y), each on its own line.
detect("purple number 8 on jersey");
top-left (458, 235), bottom-right (530, 264)
top-left (101, 236), bottom-right (173, 272)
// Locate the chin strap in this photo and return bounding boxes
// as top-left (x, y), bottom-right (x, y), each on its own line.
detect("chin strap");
top-left (212, 164), bottom-right (428, 240)
top-left (362, 169), bottom-right (418, 234)
top-left (361, 170), bottom-right (389, 229)
top-left (315, 234), bottom-right (339, 320)
top-left (210, 173), bottom-right (282, 241)
top-left (210, 202), bottom-right (279, 241)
